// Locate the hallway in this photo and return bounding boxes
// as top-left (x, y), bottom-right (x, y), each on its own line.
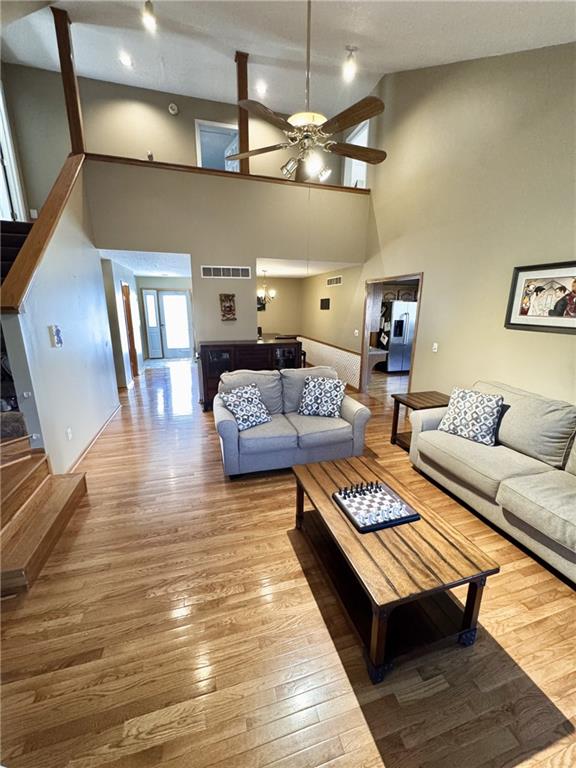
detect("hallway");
top-left (1, 367), bottom-right (573, 768)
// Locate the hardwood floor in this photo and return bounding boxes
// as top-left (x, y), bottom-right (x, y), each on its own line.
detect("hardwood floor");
top-left (1, 363), bottom-right (574, 767)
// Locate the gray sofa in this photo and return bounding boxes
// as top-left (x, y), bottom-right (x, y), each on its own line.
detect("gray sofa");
top-left (213, 366), bottom-right (371, 476)
top-left (409, 380), bottom-right (576, 582)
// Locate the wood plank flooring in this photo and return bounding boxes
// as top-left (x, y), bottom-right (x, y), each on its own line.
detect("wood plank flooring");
top-left (1, 360), bottom-right (574, 767)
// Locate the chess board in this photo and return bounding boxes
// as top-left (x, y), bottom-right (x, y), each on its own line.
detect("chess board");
top-left (332, 481), bottom-right (420, 533)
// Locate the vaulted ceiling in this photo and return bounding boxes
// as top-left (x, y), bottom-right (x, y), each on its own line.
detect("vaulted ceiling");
top-left (2, 1), bottom-right (575, 115)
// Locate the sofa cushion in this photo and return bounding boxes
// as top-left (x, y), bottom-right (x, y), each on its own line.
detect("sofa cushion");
top-left (220, 384), bottom-right (271, 432)
top-left (496, 471), bottom-right (576, 552)
top-left (473, 380), bottom-right (576, 469)
top-left (239, 414), bottom-right (297, 454)
top-left (285, 413), bottom-right (352, 449)
top-left (438, 387), bottom-right (503, 446)
top-left (298, 376), bottom-right (346, 418)
top-left (281, 366), bottom-right (338, 414)
top-left (566, 444), bottom-right (576, 476)
top-left (219, 370), bottom-right (283, 415)
top-left (417, 430), bottom-right (552, 500)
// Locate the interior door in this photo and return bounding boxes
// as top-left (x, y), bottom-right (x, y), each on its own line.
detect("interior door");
top-left (158, 291), bottom-right (192, 358)
top-left (142, 289), bottom-right (163, 358)
top-left (121, 284), bottom-right (139, 378)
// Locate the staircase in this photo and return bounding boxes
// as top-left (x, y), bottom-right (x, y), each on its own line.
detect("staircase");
top-left (0, 435), bottom-right (86, 596)
top-left (1, 221), bottom-right (33, 285)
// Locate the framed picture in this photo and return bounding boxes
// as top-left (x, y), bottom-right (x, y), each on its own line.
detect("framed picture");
top-left (219, 293), bottom-right (236, 321)
top-left (504, 262), bottom-right (576, 334)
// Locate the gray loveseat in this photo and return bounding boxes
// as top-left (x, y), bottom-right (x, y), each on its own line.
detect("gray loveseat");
top-left (213, 366), bottom-right (371, 476)
top-left (409, 380), bottom-right (576, 582)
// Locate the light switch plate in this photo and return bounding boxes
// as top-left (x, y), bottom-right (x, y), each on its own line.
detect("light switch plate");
top-left (432, 342), bottom-right (439, 353)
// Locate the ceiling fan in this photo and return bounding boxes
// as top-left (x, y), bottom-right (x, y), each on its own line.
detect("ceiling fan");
top-left (227, 0), bottom-right (387, 181)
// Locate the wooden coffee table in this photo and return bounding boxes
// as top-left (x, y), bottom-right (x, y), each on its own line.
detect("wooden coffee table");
top-left (293, 457), bottom-right (500, 683)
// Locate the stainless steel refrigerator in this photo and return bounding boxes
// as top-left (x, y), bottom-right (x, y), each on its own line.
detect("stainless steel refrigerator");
top-left (386, 301), bottom-right (417, 372)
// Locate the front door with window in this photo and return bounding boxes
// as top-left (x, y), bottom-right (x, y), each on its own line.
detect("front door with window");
top-left (158, 291), bottom-right (192, 358)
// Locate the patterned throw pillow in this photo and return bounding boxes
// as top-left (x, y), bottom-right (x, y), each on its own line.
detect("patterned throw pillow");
top-left (220, 384), bottom-right (272, 431)
top-left (439, 387), bottom-right (504, 446)
top-left (298, 376), bottom-right (346, 418)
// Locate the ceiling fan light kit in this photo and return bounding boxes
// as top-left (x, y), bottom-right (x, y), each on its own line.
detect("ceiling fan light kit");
top-left (226, 0), bottom-right (387, 182)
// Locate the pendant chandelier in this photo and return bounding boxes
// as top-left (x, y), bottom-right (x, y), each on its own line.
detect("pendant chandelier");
top-left (257, 271), bottom-right (277, 304)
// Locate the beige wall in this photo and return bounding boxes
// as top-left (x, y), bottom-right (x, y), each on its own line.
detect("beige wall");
top-left (300, 266), bottom-right (366, 353)
top-left (84, 159), bottom-right (369, 344)
top-left (14, 170), bottom-right (119, 472)
top-left (298, 44), bottom-right (576, 401)
top-left (101, 259), bottom-right (144, 386)
top-left (2, 63), bottom-right (342, 212)
top-left (366, 43), bottom-right (576, 402)
top-left (257, 277), bottom-right (303, 336)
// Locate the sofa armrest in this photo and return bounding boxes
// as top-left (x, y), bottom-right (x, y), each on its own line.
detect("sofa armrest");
top-left (340, 396), bottom-right (372, 456)
top-left (408, 406), bottom-right (448, 466)
top-left (213, 394), bottom-right (240, 475)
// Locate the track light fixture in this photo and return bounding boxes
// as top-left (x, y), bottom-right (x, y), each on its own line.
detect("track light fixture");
top-left (343, 45), bottom-right (358, 83)
top-left (142, 0), bottom-right (157, 32)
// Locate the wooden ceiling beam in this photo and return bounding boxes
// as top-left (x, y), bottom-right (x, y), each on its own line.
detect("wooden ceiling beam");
top-left (51, 7), bottom-right (85, 155)
top-left (234, 51), bottom-right (250, 175)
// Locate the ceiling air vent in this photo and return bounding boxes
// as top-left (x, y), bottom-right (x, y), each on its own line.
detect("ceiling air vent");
top-left (201, 266), bottom-right (251, 279)
top-left (326, 275), bottom-right (343, 287)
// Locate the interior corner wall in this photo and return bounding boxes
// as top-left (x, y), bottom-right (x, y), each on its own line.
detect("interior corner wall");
top-left (364, 43), bottom-right (576, 402)
top-left (17, 169), bottom-right (120, 473)
top-left (256, 278), bottom-right (303, 336)
top-left (101, 260), bottom-right (144, 387)
top-left (300, 266), bottom-right (366, 353)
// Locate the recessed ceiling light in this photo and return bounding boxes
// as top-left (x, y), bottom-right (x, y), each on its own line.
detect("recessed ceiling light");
top-left (255, 80), bottom-right (268, 99)
top-left (142, 0), bottom-right (157, 32)
top-left (119, 50), bottom-right (133, 68)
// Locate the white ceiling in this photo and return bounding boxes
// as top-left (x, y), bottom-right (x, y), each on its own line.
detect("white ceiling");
top-left (101, 249), bottom-right (191, 276)
top-left (257, 258), bottom-right (358, 278)
top-left (2, 1), bottom-right (575, 116)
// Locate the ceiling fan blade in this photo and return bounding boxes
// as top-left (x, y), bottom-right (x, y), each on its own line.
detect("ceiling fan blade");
top-left (226, 143), bottom-right (289, 161)
top-left (238, 100), bottom-right (293, 132)
top-left (327, 143), bottom-right (387, 164)
top-left (321, 97), bottom-right (384, 136)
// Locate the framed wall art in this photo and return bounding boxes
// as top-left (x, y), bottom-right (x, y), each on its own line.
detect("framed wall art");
top-left (219, 293), bottom-right (237, 321)
top-left (504, 262), bottom-right (576, 334)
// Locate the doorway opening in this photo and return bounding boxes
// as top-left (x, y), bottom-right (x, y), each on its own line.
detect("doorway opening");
top-left (195, 120), bottom-right (239, 172)
top-left (360, 273), bottom-right (423, 399)
top-left (121, 283), bottom-right (139, 380)
top-left (143, 290), bottom-right (193, 360)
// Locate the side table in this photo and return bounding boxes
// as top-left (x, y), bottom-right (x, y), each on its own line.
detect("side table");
top-left (391, 391), bottom-right (450, 451)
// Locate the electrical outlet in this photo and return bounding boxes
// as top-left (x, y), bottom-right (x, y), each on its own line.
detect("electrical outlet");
top-left (353, 329), bottom-right (359, 337)
top-left (65, 427), bottom-right (73, 441)
top-left (432, 342), bottom-right (439, 353)
top-left (30, 208), bottom-right (38, 219)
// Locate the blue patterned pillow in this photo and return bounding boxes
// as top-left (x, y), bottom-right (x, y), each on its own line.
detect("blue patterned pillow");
top-left (298, 376), bottom-right (346, 418)
top-left (220, 384), bottom-right (271, 431)
top-left (439, 387), bottom-right (504, 446)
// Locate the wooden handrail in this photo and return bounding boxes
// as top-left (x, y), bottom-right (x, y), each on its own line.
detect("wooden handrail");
top-left (1, 154), bottom-right (84, 312)
top-left (85, 152), bottom-right (371, 195)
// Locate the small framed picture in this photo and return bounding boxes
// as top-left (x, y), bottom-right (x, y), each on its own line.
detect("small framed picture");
top-left (504, 262), bottom-right (576, 334)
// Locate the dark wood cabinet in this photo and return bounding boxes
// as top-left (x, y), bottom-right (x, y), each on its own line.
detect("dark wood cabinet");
top-left (198, 338), bottom-right (303, 410)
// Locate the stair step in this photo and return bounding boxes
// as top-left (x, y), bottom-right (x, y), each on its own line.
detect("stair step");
top-left (1, 232), bottom-right (27, 248)
top-left (1, 246), bottom-right (20, 261)
top-left (1, 454), bottom-right (50, 528)
top-left (0, 433), bottom-right (32, 452)
top-left (2, 260), bottom-right (15, 279)
top-left (1, 221), bottom-right (33, 235)
top-left (1, 473), bottom-right (86, 596)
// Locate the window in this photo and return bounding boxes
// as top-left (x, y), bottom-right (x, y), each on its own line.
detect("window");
top-left (195, 120), bottom-right (239, 172)
top-left (343, 121), bottom-right (369, 189)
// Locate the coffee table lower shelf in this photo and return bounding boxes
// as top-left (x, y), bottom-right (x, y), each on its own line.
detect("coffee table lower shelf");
top-left (297, 504), bottom-right (485, 683)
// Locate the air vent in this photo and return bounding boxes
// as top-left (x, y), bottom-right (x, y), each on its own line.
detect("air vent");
top-left (201, 266), bottom-right (251, 279)
top-left (326, 275), bottom-right (342, 287)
